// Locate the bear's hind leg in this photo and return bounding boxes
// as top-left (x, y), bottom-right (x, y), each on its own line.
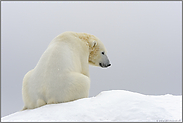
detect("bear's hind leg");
top-left (37, 99), bottom-right (46, 108)
top-left (64, 72), bottom-right (90, 101)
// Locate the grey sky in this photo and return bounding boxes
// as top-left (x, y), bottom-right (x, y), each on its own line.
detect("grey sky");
top-left (1, 1), bottom-right (182, 117)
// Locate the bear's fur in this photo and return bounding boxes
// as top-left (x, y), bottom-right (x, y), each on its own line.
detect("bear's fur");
top-left (22, 31), bottom-right (111, 110)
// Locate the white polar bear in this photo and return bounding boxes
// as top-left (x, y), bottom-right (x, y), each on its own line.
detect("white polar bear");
top-left (22, 31), bottom-right (111, 110)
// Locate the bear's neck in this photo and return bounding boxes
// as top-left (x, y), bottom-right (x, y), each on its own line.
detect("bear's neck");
top-left (76, 32), bottom-right (95, 54)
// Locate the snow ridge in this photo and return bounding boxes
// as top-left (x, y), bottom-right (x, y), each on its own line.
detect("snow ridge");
top-left (2, 90), bottom-right (182, 122)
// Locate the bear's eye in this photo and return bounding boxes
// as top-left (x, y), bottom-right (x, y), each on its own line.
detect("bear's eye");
top-left (101, 52), bottom-right (104, 55)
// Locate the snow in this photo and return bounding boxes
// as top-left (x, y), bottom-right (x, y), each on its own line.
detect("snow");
top-left (1, 90), bottom-right (182, 122)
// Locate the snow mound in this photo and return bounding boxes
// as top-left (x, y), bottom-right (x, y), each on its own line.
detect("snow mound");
top-left (2, 90), bottom-right (182, 122)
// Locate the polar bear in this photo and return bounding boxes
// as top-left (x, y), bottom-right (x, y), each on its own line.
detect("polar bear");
top-left (22, 31), bottom-right (111, 110)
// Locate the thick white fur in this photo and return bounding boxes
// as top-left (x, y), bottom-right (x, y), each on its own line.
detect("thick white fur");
top-left (22, 31), bottom-right (108, 110)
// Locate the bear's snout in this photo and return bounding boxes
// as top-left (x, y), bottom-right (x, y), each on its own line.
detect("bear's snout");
top-left (100, 53), bottom-right (111, 68)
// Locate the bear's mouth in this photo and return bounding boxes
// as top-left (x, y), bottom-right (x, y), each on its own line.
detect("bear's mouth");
top-left (99, 63), bottom-right (111, 68)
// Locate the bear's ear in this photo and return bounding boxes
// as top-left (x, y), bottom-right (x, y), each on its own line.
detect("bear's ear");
top-left (91, 41), bottom-right (97, 47)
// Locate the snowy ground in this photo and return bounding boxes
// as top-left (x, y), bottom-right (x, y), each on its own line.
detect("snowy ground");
top-left (1, 90), bottom-right (182, 122)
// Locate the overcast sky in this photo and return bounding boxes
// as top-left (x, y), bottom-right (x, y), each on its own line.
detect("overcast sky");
top-left (1, 1), bottom-right (182, 117)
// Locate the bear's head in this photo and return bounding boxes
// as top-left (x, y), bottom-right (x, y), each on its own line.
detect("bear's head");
top-left (87, 36), bottom-right (111, 68)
